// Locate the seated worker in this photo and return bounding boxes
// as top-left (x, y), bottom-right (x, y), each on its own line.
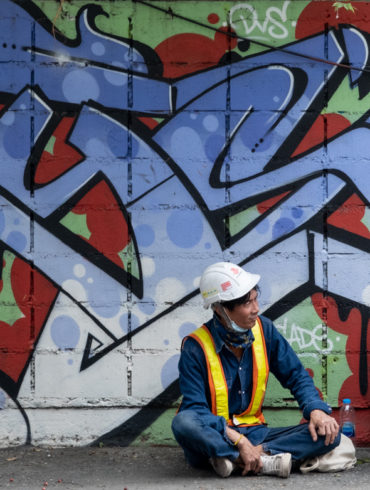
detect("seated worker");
top-left (172, 262), bottom-right (341, 478)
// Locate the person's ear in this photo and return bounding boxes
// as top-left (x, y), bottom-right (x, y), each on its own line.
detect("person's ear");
top-left (212, 303), bottom-right (222, 316)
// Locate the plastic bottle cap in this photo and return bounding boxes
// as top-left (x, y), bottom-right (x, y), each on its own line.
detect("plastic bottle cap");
top-left (342, 398), bottom-right (351, 404)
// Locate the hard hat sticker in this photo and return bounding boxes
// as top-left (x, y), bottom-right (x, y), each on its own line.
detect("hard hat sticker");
top-left (221, 281), bottom-right (232, 291)
top-left (202, 288), bottom-right (218, 298)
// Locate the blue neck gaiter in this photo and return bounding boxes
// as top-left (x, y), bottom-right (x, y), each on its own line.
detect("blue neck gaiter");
top-left (213, 314), bottom-right (253, 349)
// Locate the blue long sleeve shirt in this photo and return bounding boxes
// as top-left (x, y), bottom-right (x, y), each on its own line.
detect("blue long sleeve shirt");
top-left (178, 314), bottom-right (332, 425)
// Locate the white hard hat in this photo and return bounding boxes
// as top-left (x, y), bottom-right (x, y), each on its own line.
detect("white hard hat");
top-left (199, 262), bottom-right (260, 309)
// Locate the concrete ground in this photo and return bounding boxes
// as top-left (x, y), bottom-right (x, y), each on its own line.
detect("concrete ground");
top-left (0, 446), bottom-right (369, 490)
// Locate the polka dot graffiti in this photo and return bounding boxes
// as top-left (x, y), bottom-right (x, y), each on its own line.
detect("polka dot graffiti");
top-left (62, 70), bottom-right (100, 103)
top-left (160, 354), bottom-right (180, 389)
top-left (179, 322), bottom-right (196, 339)
top-left (272, 217), bottom-right (295, 240)
top-left (141, 256), bottom-right (156, 277)
top-left (135, 224), bottom-right (155, 248)
top-left (292, 207), bottom-right (304, 219)
top-left (138, 297), bottom-right (156, 315)
top-left (103, 61), bottom-right (127, 86)
top-left (50, 316), bottom-right (80, 350)
top-left (167, 209), bottom-right (203, 248)
top-left (208, 13), bottom-right (219, 25)
top-left (6, 231), bottom-right (27, 253)
top-left (91, 42), bottom-right (105, 56)
top-left (203, 114), bottom-right (219, 132)
top-left (73, 264), bottom-right (86, 279)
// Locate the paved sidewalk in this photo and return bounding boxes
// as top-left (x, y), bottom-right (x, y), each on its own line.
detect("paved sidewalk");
top-left (0, 446), bottom-right (369, 490)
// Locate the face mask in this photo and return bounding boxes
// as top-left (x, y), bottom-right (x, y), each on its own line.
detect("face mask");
top-left (212, 304), bottom-right (252, 349)
top-left (215, 303), bottom-right (246, 333)
top-left (229, 321), bottom-right (246, 333)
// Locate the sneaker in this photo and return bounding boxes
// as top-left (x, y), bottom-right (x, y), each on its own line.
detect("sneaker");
top-left (260, 453), bottom-right (292, 478)
top-left (209, 457), bottom-right (237, 478)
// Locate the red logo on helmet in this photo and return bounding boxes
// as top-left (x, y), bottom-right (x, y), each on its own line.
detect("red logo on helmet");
top-left (230, 267), bottom-right (239, 275)
top-left (221, 281), bottom-right (232, 291)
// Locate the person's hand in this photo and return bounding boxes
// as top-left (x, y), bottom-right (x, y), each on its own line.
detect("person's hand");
top-left (236, 436), bottom-right (263, 475)
top-left (309, 409), bottom-right (339, 445)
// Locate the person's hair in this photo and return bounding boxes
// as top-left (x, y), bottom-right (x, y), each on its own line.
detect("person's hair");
top-left (220, 285), bottom-right (260, 311)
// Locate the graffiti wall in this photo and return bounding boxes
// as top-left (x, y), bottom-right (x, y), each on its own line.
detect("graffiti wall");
top-left (0, 0), bottom-right (369, 447)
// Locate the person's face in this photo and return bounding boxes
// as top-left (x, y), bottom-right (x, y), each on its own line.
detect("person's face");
top-left (224, 289), bottom-right (260, 330)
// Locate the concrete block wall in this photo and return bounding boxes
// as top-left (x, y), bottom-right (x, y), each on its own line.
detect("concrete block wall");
top-left (0, 0), bottom-right (369, 447)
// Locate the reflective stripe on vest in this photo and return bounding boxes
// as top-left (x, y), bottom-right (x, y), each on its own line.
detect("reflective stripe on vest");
top-left (189, 318), bottom-right (269, 426)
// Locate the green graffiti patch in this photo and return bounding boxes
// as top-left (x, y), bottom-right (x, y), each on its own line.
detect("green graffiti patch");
top-left (32, 1), bottom-right (309, 56)
top-left (0, 251), bottom-right (25, 326)
top-left (323, 77), bottom-right (370, 124)
top-left (118, 240), bottom-right (140, 280)
top-left (44, 135), bottom-right (56, 156)
top-left (225, 205), bottom-right (260, 237)
top-left (132, 408), bottom-right (178, 446)
top-left (274, 297), bottom-right (348, 356)
top-left (265, 297), bottom-right (350, 406)
top-left (60, 211), bottom-right (91, 240)
top-left (361, 205), bottom-right (370, 232)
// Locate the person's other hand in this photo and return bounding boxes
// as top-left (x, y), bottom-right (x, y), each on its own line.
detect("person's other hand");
top-left (309, 409), bottom-right (339, 445)
top-left (237, 436), bottom-right (263, 475)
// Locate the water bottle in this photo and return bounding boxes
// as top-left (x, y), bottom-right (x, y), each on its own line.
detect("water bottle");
top-left (340, 398), bottom-right (356, 440)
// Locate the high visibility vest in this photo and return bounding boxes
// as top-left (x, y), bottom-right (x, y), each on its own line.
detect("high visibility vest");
top-left (189, 317), bottom-right (269, 426)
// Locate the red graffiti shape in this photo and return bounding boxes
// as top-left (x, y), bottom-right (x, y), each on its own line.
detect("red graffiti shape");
top-left (292, 113), bottom-right (351, 157)
top-left (34, 116), bottom-right (84, 185)
top-left (137, 117), bottom-right (159, 130)
top-left (296, 1), bottom-right (370, 39)
top-left (312, 293), bottom-right (369, 407)
top-left (70, 180), bottom-right (131, 269)
top-left (155, 27), bottom-right (238, 78)
top-left (256, 191), bottom-right (291, 215)
top-left (208, 13), bottom-right (220, 25)
top-left (327, 193), bottom-right (370, 239)
top-left (0, 256), bottom-right (58, 383)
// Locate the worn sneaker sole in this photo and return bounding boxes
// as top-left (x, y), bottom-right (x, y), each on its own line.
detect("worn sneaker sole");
top-left (260, 452), bottom-right (292, 478)
top-left (209, 457), bottom-right (236, 478)
top-left (279, 453), bottom-right (292, 478)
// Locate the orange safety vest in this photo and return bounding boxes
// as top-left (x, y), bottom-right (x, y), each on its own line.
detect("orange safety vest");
top-left (189, 317), bottom-right (269, 426)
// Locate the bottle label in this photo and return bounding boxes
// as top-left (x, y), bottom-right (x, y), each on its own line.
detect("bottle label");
top-left (341, 422), bottom-right (355, 438)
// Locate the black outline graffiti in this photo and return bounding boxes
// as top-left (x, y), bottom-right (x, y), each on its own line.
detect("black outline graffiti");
top-left (0, 243), bottom-right (59, 399)
top-left (0, 0), bottom-right (368, 446)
